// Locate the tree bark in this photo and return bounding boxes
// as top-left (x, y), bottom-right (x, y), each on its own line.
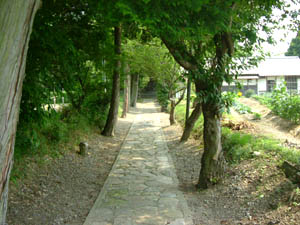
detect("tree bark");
top-left (170, 88), bottom-right (185, 126)
top-left (180, 102), bottom-right (202, 142)
top-left (121, 64), bottom-right (130, 118)
top-left (130, 74), bottom-right (139, 107)
top-left (281, 161), bottom-right (300, 185)
top-left (0, 0), bottom-right (41, 222)
top-left (197, 101), bottom-right (226, 189)
top-left (101, 26), bottom-right (122, 136)
top-left (186, 78), bottom-right (191, 122)
top-left (169, 100), bottom-right (176, 125)
top-left (180, 80), bottom-right (202, 142)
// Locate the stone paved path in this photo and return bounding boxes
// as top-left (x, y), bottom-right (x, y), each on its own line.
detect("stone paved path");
top-left (84, 101), bottom-right (193, 225)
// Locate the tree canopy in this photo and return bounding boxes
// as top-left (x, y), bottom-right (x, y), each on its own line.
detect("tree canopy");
top-left (286, 32), bottom-right (300, 56)
top-left (119, 0), bottom-right (292, 188)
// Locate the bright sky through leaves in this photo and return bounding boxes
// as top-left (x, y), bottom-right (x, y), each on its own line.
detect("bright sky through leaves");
top-left (262, 0), bottom-right (300, 56)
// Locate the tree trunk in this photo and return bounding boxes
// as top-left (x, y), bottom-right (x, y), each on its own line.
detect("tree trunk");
top-left (281, 161), bottom-right (300, 185)
top-left (180, 102), bottom-right (202, 142)
top-left (181, 78), bottom-right (201, 142)
top-left (192, 96), bottom-right (199, 108)
top-left (101, 26), bottom-right (122, 136)
top-left (186, 78), bottom-right (191, 122)
top-left (0, 0), bottom-right (41, 223)
top-left (169, 100), bottom-right (176, 125)
top-left (197, 33), bottom-right (232, 189)
top-left (197, 101), bottom-right (226, 189)
top-left (121, 64), bottom-right (130, 118)
top-left (130, 74), bottom-right (139, 107)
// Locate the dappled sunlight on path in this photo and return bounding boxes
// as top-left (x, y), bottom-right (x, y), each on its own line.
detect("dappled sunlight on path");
top-left (84, 100), bottom-right (193, 225)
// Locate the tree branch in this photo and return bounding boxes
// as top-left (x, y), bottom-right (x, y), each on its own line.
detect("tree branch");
top-left (175, 88), bottom-right (186, 106)
top-left (161, 37), bottom-right (198, 71)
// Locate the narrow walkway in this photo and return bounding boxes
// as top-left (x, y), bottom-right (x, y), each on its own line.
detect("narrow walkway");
top-left (84, 101), bottom-right (193, 225)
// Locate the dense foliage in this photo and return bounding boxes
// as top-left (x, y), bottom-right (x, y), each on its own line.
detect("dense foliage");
top-left (286, 32), bottom-right (300, 57)
top-left (269, 86), bottom-right (300, 124)
top-left (254, 85), bottom-right (300, 124)
top-left (16, 0), bottom-right (114, 159)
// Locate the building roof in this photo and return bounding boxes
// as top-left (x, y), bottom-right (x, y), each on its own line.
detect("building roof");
top-left (238, 75), bottom-right (259, 80)
top-left (243, 56), bottom-right (300, 77)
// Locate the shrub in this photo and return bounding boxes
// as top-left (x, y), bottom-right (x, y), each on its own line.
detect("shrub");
top-left (221, 91), bottom-right (237, 113)
top-left (253, 112), bottom-right (261, 120)
top-left (253, 94), bottom-right (272, 106)
top-left (269, 85), bottom-right (300, 124)
top-left (245, 89), bottom-right (255, 98)
top-left (233, 102), bottom-right (253, 114)
top-left (222, 128), bottom-right (254, 163)
top-left (156, 84), bottom-right (169, 112)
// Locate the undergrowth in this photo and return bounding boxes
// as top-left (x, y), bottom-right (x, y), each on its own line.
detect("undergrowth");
top-left (12, 99), bottom-right (124, 183)
top-left (233, 101), bottom-right (253, 114)
top-left (175, 102), bottom-right (300, 165)
top-left (12, 108), bottom-right (96, 182)
top-left (253, 85), bottom-right (300, 124)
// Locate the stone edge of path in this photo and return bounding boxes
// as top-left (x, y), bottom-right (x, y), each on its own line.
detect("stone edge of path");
top-left (156, 108), bottom-right (194, 225)
top-left (83, 114), bottom-right (136, 225)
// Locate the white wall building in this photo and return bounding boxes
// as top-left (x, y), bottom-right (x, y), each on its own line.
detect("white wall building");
top-left (223, 56), bottom-right (300, 94)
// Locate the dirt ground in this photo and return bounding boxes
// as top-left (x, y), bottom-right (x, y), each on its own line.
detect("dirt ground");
top-left (236, 97), bottom-right (300, 147)
top-left (7, 113), bottom-right (134, 225)
top-left (161, 99), bottom-right (300, 225)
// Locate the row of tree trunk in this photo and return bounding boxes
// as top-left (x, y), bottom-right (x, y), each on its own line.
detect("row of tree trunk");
top-left (121, 67), bottom-right (139, 118)
top-left (101, 26), bottom-right (139, 136)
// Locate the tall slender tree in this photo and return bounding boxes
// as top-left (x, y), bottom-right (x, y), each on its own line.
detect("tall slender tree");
top-left (102, 25), bottom-right (122, 136)
top-left (121, 64), bottom-right (131, 118)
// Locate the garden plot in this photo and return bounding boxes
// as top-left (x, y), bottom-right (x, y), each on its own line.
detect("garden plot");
top-left (232, 97), bottom-right (300, 148)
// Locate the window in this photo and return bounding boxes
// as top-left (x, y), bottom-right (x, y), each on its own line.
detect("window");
top-left (267, 80), bottom-right (275, 92)
top-left (247, 79), bottom-right (256, 85)
top-left (285, 76), bottom-right (297, 92)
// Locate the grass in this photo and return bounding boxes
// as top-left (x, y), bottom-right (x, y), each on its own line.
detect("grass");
top-left (174, 101), bottom-right (300, 166)
top-left (222, 127), bottom-right (300, 165)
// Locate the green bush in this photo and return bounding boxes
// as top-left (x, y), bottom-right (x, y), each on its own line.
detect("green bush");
top-left (156, 84), bottom-right (169, 112)
top-left (233, 102), bottom-right (253, 114)
top-left (81, 91), bottom-right (110, 128)
top-left (269, 85), bottom-right (300, 124)
top-left (252, 94), bottom-right (271, 106)
top-left (253, 112), bottom-right (261, 120)
top-left (221, 91), bottom-right (237, 113)
top-left (245, 89), bottom-right (255, 98)
top-left (222, 128), bottom-right (254, 163)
